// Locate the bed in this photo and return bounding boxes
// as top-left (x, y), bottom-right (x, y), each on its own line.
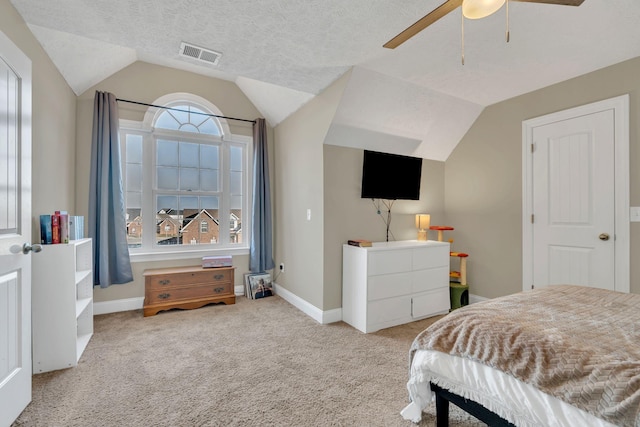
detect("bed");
top-left (400, 285), bottom-right (640, 427)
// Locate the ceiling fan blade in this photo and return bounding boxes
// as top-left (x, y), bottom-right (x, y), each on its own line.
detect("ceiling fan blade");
top-left (383, 0), bottom-right (463, 49)
top-left (511, 0), bottom-right (585, 6)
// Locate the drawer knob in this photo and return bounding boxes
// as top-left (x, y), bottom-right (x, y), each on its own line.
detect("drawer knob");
top-left (214, 274), bottom-right (224, 280)
top-left (159, 279), bottom-right (171, 285)
top-left (158, 293), bottom-right (171, 299)
top-left (214, 287), bottom-right (225, 293)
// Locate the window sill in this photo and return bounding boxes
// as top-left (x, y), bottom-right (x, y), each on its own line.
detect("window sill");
top-left (129, 246), bottom-right (249, 263)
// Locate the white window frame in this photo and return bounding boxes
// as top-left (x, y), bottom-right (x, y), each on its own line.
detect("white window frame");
top-left (120, 93), bottom-right (252, 262)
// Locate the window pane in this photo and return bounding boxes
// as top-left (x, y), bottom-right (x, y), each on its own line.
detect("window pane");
top-left (157, 167), bottom-right (178, 190)
top-left (179, 123), bottom-right (200, 133)
top-left (200, 170), bottom-right (218, 191)
top-left (201, 196), bottom-right (218, 209)
top-left (200, 144), bottom-right (219, 168)
top-left (198, 119), bottom-right (220, 136)
top-left (126, 208), bottom-right (142, 248)
top-left (126, 134), bottom-right (143, 163)
top-left (155, 111), bottom-right (180, 130)
top-left (230, 195), bottom-right (242, 210)
top-left (126, 164), bottom-right (142, 191)
top-left (157, 140), bottom-right (178, 166)
top-left (179, 142), bottom-right (199, 167)
top-left (169, 107), bottom-right (189, 125)
top-left (230, 146), bottom-right (243, 172)
top-left (180, 168), bottom-right (199, 191)
top-left (230, 208), bottom-right (242, 243)
top-left (230, 170), bottom-right (242, 196)
top-left (156, 196), bottom-right (179, 246)
top-left (157, 196), bottom-right (178, 211)
top-left (127, 191), bottom-right (141, 209)
top-left (179, 196), bottom-right (199, 210)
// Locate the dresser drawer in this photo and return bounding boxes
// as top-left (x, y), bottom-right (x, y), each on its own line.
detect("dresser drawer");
top-left (146, 282), bottom-right (233, 304)
top-left (368, 272), bottom-right (412, 301)
top-left (146, 268), bottom-right (232, 289)
top-left (143, 265), bottom-right (236, 316)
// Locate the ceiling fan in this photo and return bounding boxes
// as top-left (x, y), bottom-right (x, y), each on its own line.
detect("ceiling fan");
top-left (383, 0), bottom-right (586, 49)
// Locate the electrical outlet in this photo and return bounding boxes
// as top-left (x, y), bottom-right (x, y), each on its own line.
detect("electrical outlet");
top-left (279, 263), bottom-right (285, 273)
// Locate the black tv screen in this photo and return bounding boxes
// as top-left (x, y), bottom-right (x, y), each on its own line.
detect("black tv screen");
top-left (360, 150), bottom-right (422, 200)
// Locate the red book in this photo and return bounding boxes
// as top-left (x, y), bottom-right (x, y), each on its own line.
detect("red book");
top-left (51, 212), bottom-right (61, 244)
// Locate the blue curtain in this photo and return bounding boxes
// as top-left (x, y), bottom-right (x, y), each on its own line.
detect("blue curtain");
top-left (89, 91), bottom-right (133, 287)
top-left (250, 118), bottom-right (275, 273)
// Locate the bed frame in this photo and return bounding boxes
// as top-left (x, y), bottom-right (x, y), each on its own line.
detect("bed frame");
top-left (430, 383), bottom-right (516, 427)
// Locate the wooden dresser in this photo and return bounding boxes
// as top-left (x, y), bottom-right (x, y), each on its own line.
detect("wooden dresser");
top-left (143, 265), bottom-right (235, 316)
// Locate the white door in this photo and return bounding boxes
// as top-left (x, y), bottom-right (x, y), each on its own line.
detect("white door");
top-left (523, 95), bottom-right (629, 292)
top-left (0, 31), bottom-right (33, 426)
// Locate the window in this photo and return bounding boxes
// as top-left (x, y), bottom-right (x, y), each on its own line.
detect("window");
top-left (120, 94), bottom-right (252, 258)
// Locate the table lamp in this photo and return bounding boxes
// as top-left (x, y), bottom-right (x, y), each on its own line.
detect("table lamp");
top-left (415, 214), bottom-right (431, 241)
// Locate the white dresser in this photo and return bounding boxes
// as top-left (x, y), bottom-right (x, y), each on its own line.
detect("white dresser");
top-left (342, 240), bottom-right (450, 333)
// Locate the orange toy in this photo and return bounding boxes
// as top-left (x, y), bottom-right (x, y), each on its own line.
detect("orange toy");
top-left (429, 225), bottom-right (453, 242)
top-left (450, 252), bottom-right (469, 286)
top-left (430, 225), bottom-right (469, 287)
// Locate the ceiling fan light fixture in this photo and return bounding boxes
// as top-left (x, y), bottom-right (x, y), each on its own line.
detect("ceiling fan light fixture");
top-left (462, 0), bottom-right (506, 19)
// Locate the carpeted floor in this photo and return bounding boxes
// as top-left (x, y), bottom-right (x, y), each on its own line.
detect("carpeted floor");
top-left (13, 295), bottom-right (485, 426)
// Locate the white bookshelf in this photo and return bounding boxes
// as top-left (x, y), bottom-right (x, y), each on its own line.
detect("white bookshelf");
top-left (32, 238), bottom-right (93, 373)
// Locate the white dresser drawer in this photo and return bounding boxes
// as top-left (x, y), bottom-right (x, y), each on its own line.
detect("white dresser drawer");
top-left (411, 267), bottom-right (449, 293)
top-left (368, 249), bottom-right (412, 276)
top-left (411, 288), bottom-right (450, 318)
top-left (368, 296), bottom-right (411, 325)
top-left (412, 246), bottom-right (450, 270)
top-left (368, 272), bottom-right (412, 301)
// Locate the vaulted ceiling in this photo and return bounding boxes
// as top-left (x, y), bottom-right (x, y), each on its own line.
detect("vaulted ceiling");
top-left (10, 0), bottom-right (640, 160)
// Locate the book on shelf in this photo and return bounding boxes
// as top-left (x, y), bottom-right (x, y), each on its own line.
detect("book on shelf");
top-left (51, 212), bottom-right (61, 244)
top-left (39, 212), bottom-right (85, 244)
top-left (69, 215), bottom-right (85, 240)
top-left (347, 239), bottom-right (372, 247)
top-left (40, 215), bottom-right (52, 244)
top-left (59, 211), bottom-right (69, 244)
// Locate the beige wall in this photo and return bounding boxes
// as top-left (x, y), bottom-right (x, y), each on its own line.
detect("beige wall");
top-left (0, 0), bottom-right (77, 240)
top-left (272, 72), bottom-right (352, 310)
top-left (323, 145), bottom-right (445, 310)
top-left (446, 56), bottom-right (640, 299)
top-left (74, 61), bottom-right (266, 303)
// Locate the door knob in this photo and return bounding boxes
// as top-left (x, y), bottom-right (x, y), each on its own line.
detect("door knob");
top-left (22, 243), bottom-right (43, 254)
top-left (599, 233), bottom-right (610, 241)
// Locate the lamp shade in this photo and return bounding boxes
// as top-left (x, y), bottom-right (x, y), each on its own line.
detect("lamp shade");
top-left (415, 214), bottom-right (431, 230)
top-left (462, 0), bottom-right (506, 19)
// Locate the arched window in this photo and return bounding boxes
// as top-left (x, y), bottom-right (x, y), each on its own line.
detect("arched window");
top-left (119, 93), bottom-right (251, 258)
top-left (154, 105), bottom-right (222, 136)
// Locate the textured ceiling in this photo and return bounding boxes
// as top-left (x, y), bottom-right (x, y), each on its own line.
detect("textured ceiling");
top-left (9, 0), bottom-right (640, 160)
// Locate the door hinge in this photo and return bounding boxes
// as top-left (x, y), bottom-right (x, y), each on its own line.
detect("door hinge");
top-left (531, 143), bottom-right (535, 153)
top-left (531, 214), bottom-right (534, 224)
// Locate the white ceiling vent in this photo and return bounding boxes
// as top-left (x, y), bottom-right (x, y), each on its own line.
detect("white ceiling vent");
top-left (179, 42), bottom-right (221, 66)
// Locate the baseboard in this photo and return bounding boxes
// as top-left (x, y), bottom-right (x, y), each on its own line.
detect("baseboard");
top-left (469, 293), bottom-right (489, 304)
top-left (93, 297), bottom-right (144, 315)
top-left (274, 283), bottom-right (342, 325)
top-left (234, 285), bottom-right (245, 296)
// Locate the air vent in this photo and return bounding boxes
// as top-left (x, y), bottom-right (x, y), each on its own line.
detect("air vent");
top-left (179, 42), bottom-right (221, 66)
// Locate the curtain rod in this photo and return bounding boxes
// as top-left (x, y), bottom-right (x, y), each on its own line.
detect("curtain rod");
top-left (115, 98), bottom-right (256, 124)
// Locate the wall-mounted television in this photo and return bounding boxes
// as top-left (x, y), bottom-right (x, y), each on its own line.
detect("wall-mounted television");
top-left (360, 150), bottom-right (422, 200)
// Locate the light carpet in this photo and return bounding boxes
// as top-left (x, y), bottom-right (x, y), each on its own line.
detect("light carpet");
top-left (13, 295), bottom-right (485, 426)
